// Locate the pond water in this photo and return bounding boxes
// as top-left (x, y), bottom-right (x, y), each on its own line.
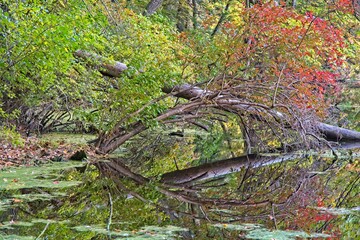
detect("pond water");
top-left (0, 146), bottom-right (359, 239)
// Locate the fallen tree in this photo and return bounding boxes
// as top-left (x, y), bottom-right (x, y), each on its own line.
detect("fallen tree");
top-left (94, 82), bottom-right (360, 153)
top-left (72, 50), bottom-right (360, 154)
top-left (162, 84), bottom-right (360, 142)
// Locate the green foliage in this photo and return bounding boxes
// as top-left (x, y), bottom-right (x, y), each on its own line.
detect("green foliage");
top-left (0, 125), bottom-right (25, 147)
top-left (86, 7), bottom-right (184, 131)
top-left (339, 88), bottom-right (360, 130)
top-left (340, 214), bottom-right (360, 239)
top-left (192, 120), bottom-right (244, 163)
top-left (1, 0), bottom-right (358, 150)
top-left (0, 1), bottom-right (359, 238)
top-left (143, 139), bottom-right (196, 177)
top-left (193, 128), bottom-right (225, 163)
top-left (0, 0), bottom-right (107, 120)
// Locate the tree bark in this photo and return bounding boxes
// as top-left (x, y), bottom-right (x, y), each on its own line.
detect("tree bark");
top-left (317, 122), bottom-right (360, 141)
top-left (74, 50), bottom-right (127, 77)
top-left (192, 0), bottom-right (198, 29)
top-left (144, 0), bottom-right (164, 16)
top-left (348, 81), bottom-right (360, 88)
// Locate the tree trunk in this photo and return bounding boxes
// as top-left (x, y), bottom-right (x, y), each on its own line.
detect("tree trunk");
top-left (317, 122), bottom-right (360, 141)
top-left (211, 0), bottom-right (232, 37)
top-left (73, 50), bottom-right (127, 77)
top-left (144, 0), bottom-right (164, 16)
top-left (192, 0), bottom-right (198, 29)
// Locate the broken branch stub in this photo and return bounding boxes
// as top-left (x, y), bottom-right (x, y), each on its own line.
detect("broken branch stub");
top-left (74, 50), bottom-right (127, 77)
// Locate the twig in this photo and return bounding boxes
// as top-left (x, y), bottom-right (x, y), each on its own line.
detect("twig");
top-left (173, 157), bottom-right (179, 170)
top-left (296, 16), bottom-right (317, 50)
top-left (271, 203), bottom-right (278, 230)
top-left (36, 221), bottom-right (50, 240)
top-left (272, 65), bottom-right (286, 107)
top-left (199, 205), bottom-right (211, 222)
top-left (107, 192), bottom-right (113, 236)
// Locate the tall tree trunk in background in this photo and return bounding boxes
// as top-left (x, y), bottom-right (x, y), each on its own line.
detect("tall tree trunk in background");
top-left (211, 0), bottom-right (232, 37)
top-left (354, 0), bottom-right (360, 21)
top-left (192, 0), bottom-right (198, 29)
top-left (176, 1), bottom-right (185, 32)
top-left (144, 0), bottom-right (164, 16)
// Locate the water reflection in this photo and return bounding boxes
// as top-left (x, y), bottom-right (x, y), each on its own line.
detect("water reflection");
top-left (0, 143), bottom-right (359, 239)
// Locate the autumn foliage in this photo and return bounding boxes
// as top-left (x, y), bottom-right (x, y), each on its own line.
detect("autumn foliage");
top-left (184, 2), bottom-right (350, 117)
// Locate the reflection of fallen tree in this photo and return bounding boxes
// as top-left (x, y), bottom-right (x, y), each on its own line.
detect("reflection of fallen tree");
top-left (161, 142), bottom-right (360, 185)
top-left (95, 142), bottom-right (360, 208)
top-left (96, 158), bottom-right (271, 208)
top-left (161, 153), bottom-right (296, 185)
top-left (93, 141), bottom-right (360, 237)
